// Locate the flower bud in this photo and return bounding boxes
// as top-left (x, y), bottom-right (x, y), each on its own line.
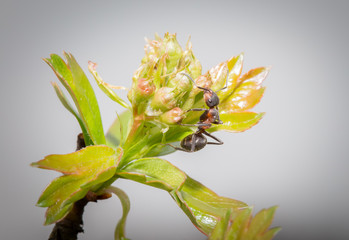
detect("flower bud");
top-left (167, 73), bottom-right (192, 92)
top-left (183, 47), bottom-right (202, 79)
top-left (142, 39), bottom-right (161, 64)
top-left (187, 57), bottom-right (202, 80)
top-left (136, 78), bottom-right (155, 97)
top-left (159, 107), bottom-right (184, 124)
top-left (151, 87), bottom-right (177, 111)
top-left (128, 77), bottom-right (155, 104)
top-left (161, 33), bottom-right (183, 74)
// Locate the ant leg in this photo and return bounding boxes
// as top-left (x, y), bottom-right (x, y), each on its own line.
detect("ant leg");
top-left (179, 123), bottom-right (211, 128)
top-left (216, 86), bottom-right (227, 92)
top-left (185, 108), bottom-right (207, 113)
top-left (190, 133), bottom-right (197, 152)
top-left (202, 131), bottom-right (223, 145)
top-left (216, 85), bottom-right (228, 92)
top-left (166, 143), bottom-right (193, 153)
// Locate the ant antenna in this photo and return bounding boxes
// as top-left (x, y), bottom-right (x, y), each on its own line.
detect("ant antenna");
top-left (180, 72), bottom-right (210, 91)
top-left (181, 69), bottom-right (230, 93)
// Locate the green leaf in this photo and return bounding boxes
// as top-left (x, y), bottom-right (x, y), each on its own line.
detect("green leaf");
top-left (118, 157), bottom-right (186, 191)
top-left (243, 206), bottom-right (279, 240)
top-left (209, 61), bottom-right (229, 92)
top-left (208, 111), bottom-right (265, 133)
top-left (220, 66), bottom-right (269, 112)
top-left (51, 82), bottom-right (92, 145)
top-left (44, 53), bottom-right (106, 145)
top-left (227, 207), bottom-right (252, 239)
top-left (88, 61), bottom-right (131, 110)
top-left (41, 175), bottom-right (89, 224)
top-left (106, 110), bottom-right (133, 148)
top-left (261, 227), bottom-right (282, 240)
top-left (237, 66), bottom-right (269, 87)
top-left (209, 206), bottom-right (280, 240)
top-left (218, 53), bottom-right (244, 102)
top-left (174, 177), bottom-right (247, 235)
top-left (31, 146), bottom-right (122, 224)
top-left (118, 158), bottom-right (247, 235)
top-left (208, 209), bottom-right (233, 240)
top-left (106, 186), bottom-right (131, 240)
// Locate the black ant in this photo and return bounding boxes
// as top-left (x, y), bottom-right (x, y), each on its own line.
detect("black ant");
top-left (167, 71), bottom-right (228, 152)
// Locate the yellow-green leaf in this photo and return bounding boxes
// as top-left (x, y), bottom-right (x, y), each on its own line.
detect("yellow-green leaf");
top-left (209, 206), bottom-right (280, 240)
top-left (218, 53), bottom-right (244, 102)
top-left (106, 110), bottom-right (133, 148)
top-left (44, 53), bottom-right (106, 145)
top-left (221, 87), bottom-right (265, 112)
top-left (51, 82), bottom-right (93, 145)
top-left (208, 111), bottom-right (265, 133)
top-left (261, 227), bottom-right (282, 240)
top-left (119, 158), bottom-right (247, 235)
top-left (209, 61), bottom-right (229, 92)
top-left (208, 209), bottom-right (232, 240)
top-left (42, 175), bottom-right (89, 224)
top-left (227, 207), bottom-right (252, 239)
top-left (31, 146), bottom-right (122, 224)
top-left (174, 177), bottom-right (247, 235)
top-left (237, 66), bottom-right (269, 87)
top-left (220, 67), bottom-right (269, 112)
top-left (119, 157), bottom-right (186, 191)
top-left (32, 146), bottom-right (118, 174)
top-left (243, 206), bottom-right (279, 240)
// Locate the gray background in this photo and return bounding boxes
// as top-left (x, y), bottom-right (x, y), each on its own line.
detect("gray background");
top-left (1, 0), bottom-right (348, 239)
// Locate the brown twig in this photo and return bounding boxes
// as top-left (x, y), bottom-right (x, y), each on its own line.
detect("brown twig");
top-left (48, 133), bottom-right (111, 240)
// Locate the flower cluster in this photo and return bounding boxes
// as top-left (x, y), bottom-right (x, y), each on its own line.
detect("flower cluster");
top-left (127, 33), bottom-right (196, 122)
top-left (127, 33), bottom-right (268, 133)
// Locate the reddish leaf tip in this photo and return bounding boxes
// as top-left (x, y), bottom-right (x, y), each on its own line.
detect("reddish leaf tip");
top-left (88, 61), bottom-right (97, 71)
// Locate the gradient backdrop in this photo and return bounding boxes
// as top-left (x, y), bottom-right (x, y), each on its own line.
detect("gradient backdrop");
top-left (1, 1), bottom-right (348, 239)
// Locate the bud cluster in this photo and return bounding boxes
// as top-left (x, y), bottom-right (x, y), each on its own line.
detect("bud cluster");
top-left (127, 33), bottom-right (202, 123)
top-left (128, 33), bottom-right (230, 125)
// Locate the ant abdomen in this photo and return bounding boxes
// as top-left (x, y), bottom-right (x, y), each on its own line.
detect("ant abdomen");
top-left (181, 133), bottom-right (207, 152)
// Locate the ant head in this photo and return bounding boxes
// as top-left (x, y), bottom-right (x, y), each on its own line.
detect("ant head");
top-left (204, 90), bottom-right (219, 108)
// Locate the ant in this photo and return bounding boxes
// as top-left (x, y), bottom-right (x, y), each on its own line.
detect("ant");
top-left (167, 71), bottom-right (228, 152)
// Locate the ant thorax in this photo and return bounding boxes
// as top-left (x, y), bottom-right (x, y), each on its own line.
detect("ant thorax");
top-left (199, 108), bottom-right (220, 126)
